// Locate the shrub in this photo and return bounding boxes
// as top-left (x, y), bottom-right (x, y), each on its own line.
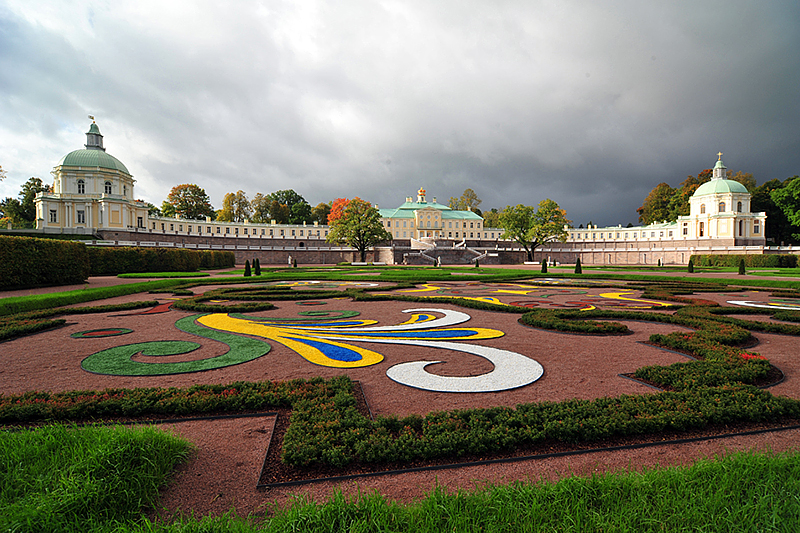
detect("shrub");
top-left (0, 236), bottom-right (90, 289)
top-left (690, 254), bottom-right (798, 268)
top-left (254, 258), bottom-right (261, 275)
top-left (244, 260), bottom-right (251, 277)
top-left (687, 258), bottom-right (694, 273)
top-left (541, 260), bottom-right (547, 273)
top-left (574, 257), bottom-right (582, 274)
top-left (739, 258), bottom-right (746, 275)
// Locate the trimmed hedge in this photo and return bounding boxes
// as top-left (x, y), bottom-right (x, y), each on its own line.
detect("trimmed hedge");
top-left (690, 254), bottom-right (798, 268)
top-left (87, 247), bottom-right (234, 275)
top-left (0, 236), bottom-right (90, 290)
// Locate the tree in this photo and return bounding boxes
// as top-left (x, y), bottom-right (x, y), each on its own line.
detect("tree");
top-left (160, 201), bottom-right (175, 218)
top-left (250, 193), bottom-right (271, 223)
top-left (753, 178), bottom-right (794, 244)
top-left (328, 198), bottom-right (350, 224)
top-left (770, 176), bottom-right (800, 241)
top-left (0, 165), bottom-right (6, 181)
top-left (729, 171), bottom-right (756, 192)
top-left (637, 183), bottom-right (674, 224)
top-left (0, 177), bottom-right (51, 228)
top-left (326, 197), bottom-right (392, 262)
top-left (448, 188), bottom-right (482, 214)
top-left (637, 169), bottom-right (712, 224)
top-left (482, 208), bottom-right (500, 228)
top-left (217, 191), bottom-right (251, 222)
top-left (250, 189), bottom-right (311, 224)
top-left (146, 203), bottom-right (162, 217)
top-left (268, 189), bottom-right (311, 224)
top-left (498, 199), bottom-right (571, 263)
top-left (165, 184), bottom-right (215, 220)
top-left (311, 202), bottom-right (332, 225)
top-left (291, 201), bottom-right (312, 224)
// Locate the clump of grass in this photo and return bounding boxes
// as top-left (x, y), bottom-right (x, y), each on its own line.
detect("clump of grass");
top-left (0, 423), bottom-right (192, 532)
top-left (162, 450), bottom-right (800, 532)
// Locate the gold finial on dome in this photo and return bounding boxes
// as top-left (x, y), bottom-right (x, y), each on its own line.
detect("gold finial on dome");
top-left (717, 151), bottom-right (723, 160)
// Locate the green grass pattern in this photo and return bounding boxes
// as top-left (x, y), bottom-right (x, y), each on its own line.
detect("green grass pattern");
top-left (81, 315), bottom-right (271, 376)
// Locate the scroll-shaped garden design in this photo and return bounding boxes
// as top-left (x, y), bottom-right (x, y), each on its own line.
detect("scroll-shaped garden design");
top-left (4, 278), bottom-right (800, 476)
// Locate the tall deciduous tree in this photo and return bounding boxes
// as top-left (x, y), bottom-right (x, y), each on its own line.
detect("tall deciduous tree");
top-left (770, 176), bottom-right (800, 241)
top-left (729, 171), bottom-right (756, 192)
top-left (326, 197), bottom-right (392, 262)
top-left (0, 165), bottom-right (6, 181)
top-left (165, 184), bottom-right (215, 220)
top-left (250, 189), bottom-right (311, 224)
top-left (311, 202), bottom-right (332, 225)
top-left (752, 178), bottom-right (794, 245)
top-left (217, 190), bottom-right (251, 222)
top-left (448, 188), bottom-right (482, 215)
top-left (328, 198), bottom-right (350, 224)
top-left (482, 208), bottom-right (500, 228)
top-left (637, 183), bottom-right (674, 225)
top-left (0, 177), bottom-right (51, 228)
top-left (498, 199), bottom-right (570, 263)
top-left (250, 193), bottom-right (270, 223)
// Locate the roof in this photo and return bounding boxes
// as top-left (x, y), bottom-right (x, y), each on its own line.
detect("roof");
top-left (57, 149), bottom-right (130, 174)
top-left (379, 197), bottom-right (483, 220)
top-left (693, 179), bottom-right (748, 196)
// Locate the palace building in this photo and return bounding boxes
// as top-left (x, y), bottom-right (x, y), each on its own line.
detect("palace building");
top-left (28, 121), bottom-right (782, 265)
top-left (378, 188), bottom-right (487, 241)
top-left (35, 121), bottom-right (150, 232)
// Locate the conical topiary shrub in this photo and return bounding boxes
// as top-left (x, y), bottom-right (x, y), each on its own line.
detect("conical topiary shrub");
top-left (254, 258), bottom-right (261, 276)
top-left (244, 260), bottom-right (251, 277)
top-left (739, 258), bottom-right (746, 275)
top-left (687, 258), bottom-right (694, 273)
top-left (541, 259), bottom-right (547, 273)
top-left (574, 257), bottom-right (582, 274)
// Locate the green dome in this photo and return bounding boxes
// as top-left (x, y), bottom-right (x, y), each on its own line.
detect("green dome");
top-left (58, 149), bottom-right (130, 174)
top-left (693, 179), bottom-right (748, 196)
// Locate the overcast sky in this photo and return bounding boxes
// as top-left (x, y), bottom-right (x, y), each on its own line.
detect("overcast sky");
top-left (2, 1), bottom-right (799, 226)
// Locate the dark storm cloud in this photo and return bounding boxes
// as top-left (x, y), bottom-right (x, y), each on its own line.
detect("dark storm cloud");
top-left (2, 1), bottom-right (799, 226)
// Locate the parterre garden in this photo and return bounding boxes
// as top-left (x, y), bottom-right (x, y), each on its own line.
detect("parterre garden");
top-left (3, 264), bottom-right (800, 531)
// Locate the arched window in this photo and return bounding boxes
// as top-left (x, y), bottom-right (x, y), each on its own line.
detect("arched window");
top-left (700, 204), bottom-right (706, 214)
top-left (77, 179), bottom-right (85, 194)
top-left (719, 202), bottom-right (726, 213)
top-left (699, 222), bottom-right (705, 237)
top-left (737, 201), bottom-right (743, 212)
top-left (104, 181), bottom-right (112, 194)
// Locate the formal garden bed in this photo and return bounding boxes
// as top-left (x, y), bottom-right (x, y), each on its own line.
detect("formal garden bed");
top-left (3, 267), bottom-right (800, 525)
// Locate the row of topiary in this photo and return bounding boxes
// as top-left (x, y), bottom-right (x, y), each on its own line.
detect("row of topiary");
top-left (0, 235), bottom-right (236, 289)
top-left (690, 254), bottom-right (798, 268)
top-left (0, 236), bottom-right (90, 289)
top-left (87, 246), bottom-right (234, 275)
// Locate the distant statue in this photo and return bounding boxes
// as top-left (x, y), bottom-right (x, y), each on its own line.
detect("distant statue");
top-left (437, 256), bottom-right (441, 267)
top-left (288, 255), bottom-right (292, 266)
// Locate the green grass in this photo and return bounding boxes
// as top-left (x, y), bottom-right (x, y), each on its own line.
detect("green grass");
top-left (129, 449), bottom-right (800, 532)
top-left (0, 423), bottom-right (193, 533)
top-left (0, 279), bottom-right (185, 316)
top-left (118, 272), bottom-right (211, 278)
